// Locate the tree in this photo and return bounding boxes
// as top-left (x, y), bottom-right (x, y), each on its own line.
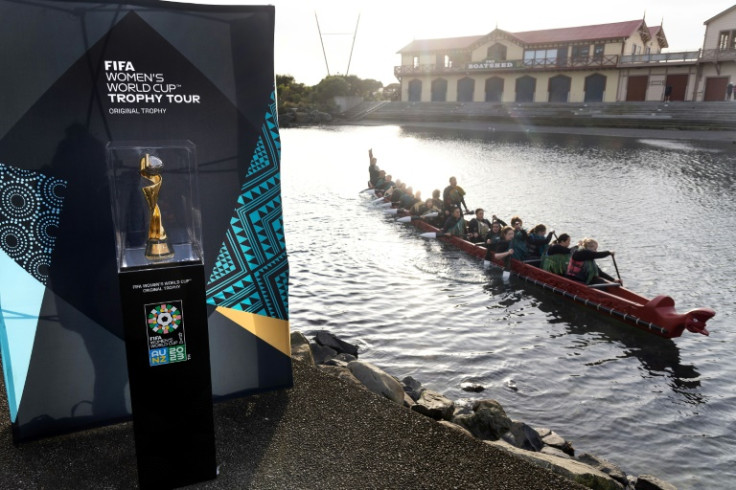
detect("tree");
top-left (276, 74), bottom-right (311, 113)
top-left (276, 74), bottom-right (386, 115)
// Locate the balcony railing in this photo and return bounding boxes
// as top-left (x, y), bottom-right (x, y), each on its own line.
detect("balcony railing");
top-left (620, 51), bottom-right (700, 64)
top-left (700, 48), bottom-right (736, 62)
top-left (394, 55), bottom-right (619, 77)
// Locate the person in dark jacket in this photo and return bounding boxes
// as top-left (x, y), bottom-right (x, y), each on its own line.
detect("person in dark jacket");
top-left (485, 226), bottom-right (515, 268)
top-left (510, 216), bottom-right (528, 260)
top-left (441, 206), bottom-right (466, 237)
top-left (527, 224), bottom-right (555, 259)
top-left (467, 208), bottom-right (493, 242)
top-left (542, 233), bottom-right (571, 274)
top-left (566, 238), bottom-right (619, 284)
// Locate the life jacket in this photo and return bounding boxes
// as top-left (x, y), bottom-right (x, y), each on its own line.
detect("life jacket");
top-left (566, 254), bottom-right (595, 283)
top-left (476, 220), bottom-right (491, 239)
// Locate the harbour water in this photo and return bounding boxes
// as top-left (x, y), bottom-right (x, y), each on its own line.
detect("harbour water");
top-left (280, 124), bottom-right (735, 489)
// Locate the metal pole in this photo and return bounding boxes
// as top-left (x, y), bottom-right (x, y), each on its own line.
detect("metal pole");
top-left (315, 12), bottom-right (330, 77)
top-left (346, 13), bottom-right (361, 76)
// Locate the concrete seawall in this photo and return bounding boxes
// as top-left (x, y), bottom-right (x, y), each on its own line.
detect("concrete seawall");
top-left (343, 100), bottom-right (736, 136)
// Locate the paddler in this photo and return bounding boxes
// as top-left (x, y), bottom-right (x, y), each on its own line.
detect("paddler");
top-left (441, 206), bottom-right (467, 237)
top-left (566, 238), bottom-right (620, 284)
top-left (443, 176), bottom-right (470, 214)
top-left (542, 233), bottom-right (572, 275)
top-left (467, 208), bottom-right (493, 242)
top-left (367, 148), bottom-right (380, 188)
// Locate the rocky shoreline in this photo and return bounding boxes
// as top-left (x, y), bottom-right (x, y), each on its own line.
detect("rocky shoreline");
top-left (293, 330), bottom-right (677, 490)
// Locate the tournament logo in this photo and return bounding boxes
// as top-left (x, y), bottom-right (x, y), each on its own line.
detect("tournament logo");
top-left (145, 300), bottom-right (187, 366)
top-left (147, 303), bottom-right (181, 334)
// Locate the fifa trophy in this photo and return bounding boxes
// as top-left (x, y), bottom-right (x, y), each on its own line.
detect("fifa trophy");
top-left (140, 153), bottom-right (175, 260)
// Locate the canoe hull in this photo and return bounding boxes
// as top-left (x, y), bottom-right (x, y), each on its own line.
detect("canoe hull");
top-left (410, 219), bottom-right (713, 339)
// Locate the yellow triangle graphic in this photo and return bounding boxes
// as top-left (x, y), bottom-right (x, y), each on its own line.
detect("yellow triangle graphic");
top-left (215, 307), bottom-right (291, 357)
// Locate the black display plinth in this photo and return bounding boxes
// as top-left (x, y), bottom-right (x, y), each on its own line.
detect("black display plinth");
top-left (118, 262), bottom-right (216, 489)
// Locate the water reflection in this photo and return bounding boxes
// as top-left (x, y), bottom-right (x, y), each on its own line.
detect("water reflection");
top-left (483, 275), bottom-right (703, 404)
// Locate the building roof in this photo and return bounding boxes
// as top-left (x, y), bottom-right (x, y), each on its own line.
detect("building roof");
top-left (398, 19), bottom-right (654, 53)
top-left (648, 25), bottom-right (669, 48)
top-left (398, 35), bottom-right (482, 54)
top-left (704, 4), bottom-right (736, 24)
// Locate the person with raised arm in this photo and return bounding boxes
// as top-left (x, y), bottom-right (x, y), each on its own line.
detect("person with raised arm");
top-left (566, 238), bottom-right (620, 284)
top-left (527, 224), bottom-right (555, 260)
top-left (367, 148), bottom-right (380, 188)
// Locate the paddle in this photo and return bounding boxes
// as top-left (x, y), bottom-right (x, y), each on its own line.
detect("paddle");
top-left (396, 212), bottom-right (438, 223)
top-left (384, 208), bottom-right (398, 215)
top-left (611, 254), bottom-right (623, 286)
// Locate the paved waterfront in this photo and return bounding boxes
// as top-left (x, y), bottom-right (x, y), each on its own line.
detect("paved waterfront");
top-left (359, 118), bottom-right (736, 143)
top-left (0, 358), bottom-right (586, 489)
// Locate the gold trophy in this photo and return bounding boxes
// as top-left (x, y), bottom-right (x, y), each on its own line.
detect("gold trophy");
top-left (140, 153), bottom-right (175, 260)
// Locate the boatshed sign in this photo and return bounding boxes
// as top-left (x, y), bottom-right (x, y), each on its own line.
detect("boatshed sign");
top-left (467, 60), bottom-right (516, 70)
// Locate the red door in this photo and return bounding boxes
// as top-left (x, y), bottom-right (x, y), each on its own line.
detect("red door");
top-left (664, 74), bottom-right (688, 101)
top-left (704, 77), bottom-right (729, 101)
top-left (626, 75), bottom-right (648, 101)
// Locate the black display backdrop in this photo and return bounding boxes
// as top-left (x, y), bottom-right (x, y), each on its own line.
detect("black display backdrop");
top-left (0, 0), bottom-right (291, 445)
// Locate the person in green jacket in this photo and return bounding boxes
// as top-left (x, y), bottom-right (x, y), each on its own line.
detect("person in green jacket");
top-left (542, 233), bottom-right (571, 275)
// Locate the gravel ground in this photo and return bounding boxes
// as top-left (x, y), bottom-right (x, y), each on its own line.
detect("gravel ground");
top-left (0, 359), bottom-right (586, 489)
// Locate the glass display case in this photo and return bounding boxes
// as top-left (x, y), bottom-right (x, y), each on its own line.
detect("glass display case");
top-left (106, 141), bottom-right (202, 270)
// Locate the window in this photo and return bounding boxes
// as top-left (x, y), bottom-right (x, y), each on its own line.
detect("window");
top-left (718, 31), bottom-right (729, 50)
top-left (444, 55), bottom-right (452, 68)
top-left (524, 48), bottom-right (557, 66)
top-left (716, 30), bottom-right (736, 50)
top-left (487, 43), bottom-right (507, 61)
top-left (571, 44), bottom-right (589, 61)
top-left (631, 44), bottom-right (639, 55)
top-left (412, 56), bottom-right (419, 68)
top-left (593, 44), bottom-right (604, 60)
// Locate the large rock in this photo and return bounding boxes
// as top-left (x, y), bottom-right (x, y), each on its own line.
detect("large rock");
top-left (635, 474), bottom-right (678, 490)
top-left (485, 440), bottom-right (624, 490)
top-left (290, 331), bottom-right (315, 366)
top-left (541, 446), bottom-right (573, 459)
top-left (502, 421), bottom-right (544, 451)
top-left (451, 399), bottom-right (512, 440)
top-left (314, 331), bottom-right (359, 357)
top-left (347, 361), bottom-right (405, 405)
top-left (411, 389), bottom-right (455, 420)
top-left (401, 376), bottom-right (424, 401)
top-left (538, 427), bottom-right (575, 457)
top-left (310, 343), bottom-right (338, 365)
top-left (323, 353), bottom-right (358, 368)
top-left (438, 420), bottom-right (474, 438)
top-left (318, 365), bottom-right (364, 388)
top-left (577, 453), bottom-right (628, 486)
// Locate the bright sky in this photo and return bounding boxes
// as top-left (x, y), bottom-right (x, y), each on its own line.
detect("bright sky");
top-left (179, 0), bottom-right (732, 85)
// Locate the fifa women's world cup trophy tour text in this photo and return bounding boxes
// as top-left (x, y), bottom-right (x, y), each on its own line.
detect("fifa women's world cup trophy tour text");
top-left (140, 153), bottom-right (175, 261)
